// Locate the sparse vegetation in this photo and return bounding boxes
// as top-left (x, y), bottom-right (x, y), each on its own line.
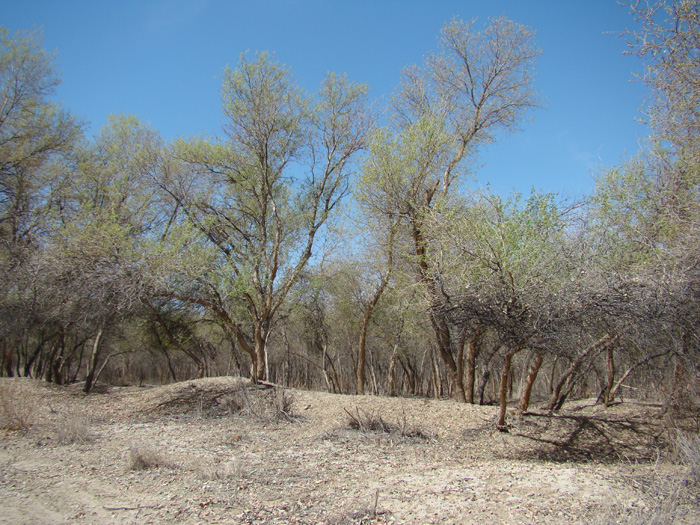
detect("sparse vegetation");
top-left (0, 382), bottom-right (35, 431)
top-left (345, 406), bottom-right (430, 439)
top-left (674, 430), bottom-right (700, 483)
top-left (1, 2), bottom-right (700, 521)
top-left (0, 377), bottom-right (699, 523)
top-left (127, 445), bottom-right (178, 471)
top-left (54, 411), bottom-right (92, 444)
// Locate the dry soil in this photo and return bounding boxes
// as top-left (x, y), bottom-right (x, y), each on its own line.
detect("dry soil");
top-left (1, 376), bottom-right (698, 524)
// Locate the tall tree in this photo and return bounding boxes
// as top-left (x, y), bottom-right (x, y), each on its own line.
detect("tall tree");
top-left (361, 17), bottom-right (540, 401)
top-left (159, 53), bottom-right (371, 382)
top-left (40, 115), bottom-right (164, 392)
top-left (0, 27), bottom-right (80, 377)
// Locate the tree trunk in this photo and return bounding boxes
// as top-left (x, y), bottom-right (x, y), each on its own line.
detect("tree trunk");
top-left (356, 274), bottom-right (392, 395)
top-left (476, 369), bottom-right (490, 405)
top-left (3, 343), bottom-right (15, 377)
top-left (83, 326), bottom-right (104, 394)
top-left (283, 328), bottom-right (292, 387)
top-left (519, 352), bottom-right (543, 414)
top-left (547, 334), bottom-right (617, 411)
top-left (254, 324), bottom-right (266, 382)
top-left (464, 329), bottom-right (481, 404)
top-left (430, 345), bottom-right (441, 399)
top-left (602, 345), bottom-right (616, 406)
top-left (412, 218), bottom-right (465, 402)
top-left (497, 348), bottom-right (521, 429)
top-left (388, 344), bottom-right (400, 397)
top-left (606, 352), bottom-right (667, 403)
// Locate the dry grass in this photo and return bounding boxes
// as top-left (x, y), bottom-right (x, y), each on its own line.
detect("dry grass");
top-left (675, 430), bottom-right (700, 483)
top-left (0, 381), bottom-right (36, 431)
top-left (200, 460), bottom-right (247, 481)
top-left (127, 445), bottom-right (178, 471)
top-left (55, 411), bottom-right (92, 444)
top-left (344, 406), bottom-right (431, 439)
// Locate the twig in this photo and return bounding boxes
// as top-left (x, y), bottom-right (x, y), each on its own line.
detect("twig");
top-left (103, 504), bottom-right (163, 511)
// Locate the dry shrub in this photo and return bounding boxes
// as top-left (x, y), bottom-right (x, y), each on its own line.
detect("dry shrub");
top-left (675, 430), bottom-right (700, 483)
top-left (200, 460), bottom-right (247, 481)
top-left (179, 381), bottom-right (297, 422)
top-left (127, 445), bottom-right (177, 470)
top-left (593, 472), bottom-right (698, 525)
top-left (55, 412), bottom-right (92, 444)
top-left (0, 381), bottom-right (36, 431)
top-left (234, 384), bottom-right (297, 423)
top-left (345, 407), bottom-right (430, 439)
top-left (345, 407), bottom-right (391, 433)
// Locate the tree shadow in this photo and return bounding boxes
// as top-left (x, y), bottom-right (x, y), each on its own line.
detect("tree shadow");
top-left (507, 410), bottom-right (668, 463)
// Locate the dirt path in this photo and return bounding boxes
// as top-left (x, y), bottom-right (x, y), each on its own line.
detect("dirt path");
top-left (1, 377), bottom-right (697, 524)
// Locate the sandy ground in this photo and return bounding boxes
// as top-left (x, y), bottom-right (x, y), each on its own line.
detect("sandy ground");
top-left (1, 376), bottom-right (698, 524)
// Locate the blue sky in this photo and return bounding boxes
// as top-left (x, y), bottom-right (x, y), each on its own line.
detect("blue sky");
top-left (4, 0), bottom-right (649, 197)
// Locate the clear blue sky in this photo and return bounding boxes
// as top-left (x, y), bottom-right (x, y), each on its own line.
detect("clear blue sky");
top-left (4, 0), bottom-right (649, 197)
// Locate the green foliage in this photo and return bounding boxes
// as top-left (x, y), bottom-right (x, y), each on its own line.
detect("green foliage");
top-left (433, 190), bottom-right (566, 295)
top-left (0, 26), bottom-right (81, 251)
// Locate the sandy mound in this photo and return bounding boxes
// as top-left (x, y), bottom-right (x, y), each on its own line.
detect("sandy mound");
top-left (1, 377), bottom-right (698, 524)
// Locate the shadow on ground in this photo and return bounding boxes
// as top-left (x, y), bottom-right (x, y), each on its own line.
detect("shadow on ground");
top-left (506, 408), bottom-right (669, 463)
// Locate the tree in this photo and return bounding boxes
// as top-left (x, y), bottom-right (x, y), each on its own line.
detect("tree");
top-left (158, 52), bottom-right (371, 382)
top-left (430, 190), bottom-right (574, 425)
top-left (39, 115), bottom-right (164, 392)
top-left (0, 27), bottom-right (81, 378)
top-left (361, 17), bottom-right (540, 401)
top-left (626, 0), bottom-right (700, 156)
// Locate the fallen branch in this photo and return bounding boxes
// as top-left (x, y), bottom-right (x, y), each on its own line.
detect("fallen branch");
top-left (103, 504), bottom-right (163, 511)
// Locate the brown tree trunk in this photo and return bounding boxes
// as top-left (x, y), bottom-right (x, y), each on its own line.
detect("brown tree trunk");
top-left (254, 324), bottom-right (266, 382)
top-left (412, 218), bottom-right (466, 402)
top-left (476, 369), bottom-right (490, 405)
top-left (356, 316), bottom-right (369, 395)
top-left (464, 329), bottom-right (481, 404)
top-left (282, 328), bottom-right (292, 387)
top-left (603, 345), bottom-right (616, 406)
top-left (83, 326), bottom-right (104, 394)
top-left (388, 341), bottom-right (400, 397)
top-left (497, 348), bottom-right (521, 429)
top-left (430, 345), bottom-right (441, 399)
top-left (519, 352), bottom-right (543, 414)
top-left (3, 343), bottom-right (15, 377)
top-left (547, 334), bottom-right (617, 411)
top-left (607, 352), bottom-right (667, 403)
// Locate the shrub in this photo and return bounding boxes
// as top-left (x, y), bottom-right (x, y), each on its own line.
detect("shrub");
top-left (127, 445), bottom-right (177, 470)
top-left (0, 381), bottom-right (36, 431)
top-left (55, 412), bottom-right (92, 444)
top-left (675, 430), bottom-right (700, 483)
top-left (344, 407), bottom-right (431, 439)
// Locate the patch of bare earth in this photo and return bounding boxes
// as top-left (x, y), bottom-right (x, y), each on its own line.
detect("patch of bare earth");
top-left (1, 377), bottom-right (698, 524)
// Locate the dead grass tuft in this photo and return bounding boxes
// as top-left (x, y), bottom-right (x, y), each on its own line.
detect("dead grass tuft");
top-left (344, 406), bottom-right (431, 439)
top-left (127, 445), bottom-right (178, 471)
top-left (674, 430), bottom-right (700, 483)
top-left (200, 460), bottom-right (247, 481)
top-left (0, 381), bottom-right (36, 431)
top-left (55, 412), bottom-right (92, 444)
